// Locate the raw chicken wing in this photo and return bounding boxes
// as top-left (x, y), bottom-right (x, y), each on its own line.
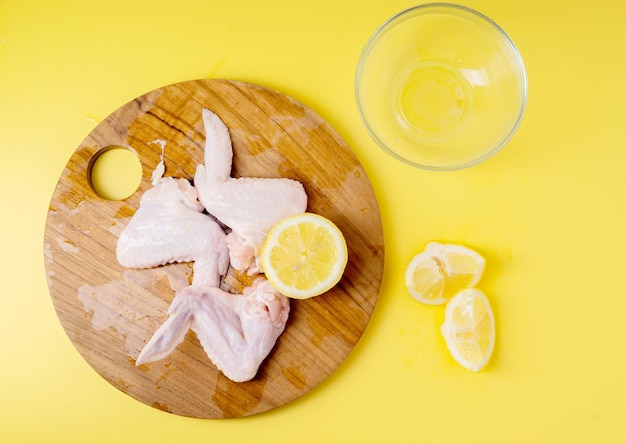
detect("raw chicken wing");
top-left (135, 278), bottom-right (290, 382)
top-left (194, 109), bottom-right (307, 274)
top-left (116, 176), bottom-right (229, 287)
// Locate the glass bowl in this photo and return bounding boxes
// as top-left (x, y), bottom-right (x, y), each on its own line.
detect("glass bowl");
top-left (355, 3), bottom-right (527, 171)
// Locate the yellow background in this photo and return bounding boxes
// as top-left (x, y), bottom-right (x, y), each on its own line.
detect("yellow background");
top-left (2, 1), bottom-right (625, 442)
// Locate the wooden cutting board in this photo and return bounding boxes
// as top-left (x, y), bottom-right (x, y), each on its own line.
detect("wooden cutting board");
top-left (44, 79), bottom-right (384, 418)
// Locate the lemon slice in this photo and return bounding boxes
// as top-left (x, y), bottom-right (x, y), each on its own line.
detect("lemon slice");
top-left (440, 288), bottom-right (495, 372)
top-left (260, 213), bottom-right (348, 299)
top-left (405, 242), bottom-right (485, 305)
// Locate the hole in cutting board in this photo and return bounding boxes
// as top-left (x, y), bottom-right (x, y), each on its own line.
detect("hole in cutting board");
top-left (88, 146), bottom-right (142, 200)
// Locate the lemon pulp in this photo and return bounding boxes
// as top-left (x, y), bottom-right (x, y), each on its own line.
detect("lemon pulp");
top-left (405, 242), bottom-right (485, 305)
top-left (261, 213), bottom-right (348, 299)
top-left (440, 288), bottom-right (495, 372)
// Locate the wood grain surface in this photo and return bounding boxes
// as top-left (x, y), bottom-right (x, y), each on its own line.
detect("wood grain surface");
top-left (44, 79), bottom-right (384, 418)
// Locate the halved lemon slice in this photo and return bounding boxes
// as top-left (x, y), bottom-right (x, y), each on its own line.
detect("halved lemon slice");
top-left (440, 288), bottom-right (495, 372)
top-left (405, 242), bottom-right (485, 305)
top-left (260, 213), bottom-right (348, 299)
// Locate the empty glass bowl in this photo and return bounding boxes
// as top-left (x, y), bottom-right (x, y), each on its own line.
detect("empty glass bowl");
top-left (355, 3), bottom-right (527, 171)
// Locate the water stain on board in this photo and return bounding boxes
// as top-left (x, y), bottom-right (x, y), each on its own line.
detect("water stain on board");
top-left (281, 364), bottom-right (308, 391)
top-left (77, 269), bottom-right (182, 358)
top-left (152, 402), bottom-right (170, 413)
top-left (212, 371), bottom-right (267, 418)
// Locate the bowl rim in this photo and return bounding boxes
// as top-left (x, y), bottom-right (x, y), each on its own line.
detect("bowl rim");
top-left (354, 2), bottom-right (528, 171)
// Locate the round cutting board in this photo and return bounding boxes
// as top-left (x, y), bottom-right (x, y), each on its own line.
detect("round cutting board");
top-left (44, 79), bottom-right (384, 418)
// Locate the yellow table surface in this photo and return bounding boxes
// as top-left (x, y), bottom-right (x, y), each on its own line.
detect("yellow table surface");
top-left (2, 1), bottom-right (625, 442)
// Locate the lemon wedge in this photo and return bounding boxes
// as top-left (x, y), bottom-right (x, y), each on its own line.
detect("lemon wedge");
top-left (405, 242), bottom-right (485, 305)
top-left (440, 288), bottom-right (495, 372)
top-left (260, 213), bottom-right (348, 299)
